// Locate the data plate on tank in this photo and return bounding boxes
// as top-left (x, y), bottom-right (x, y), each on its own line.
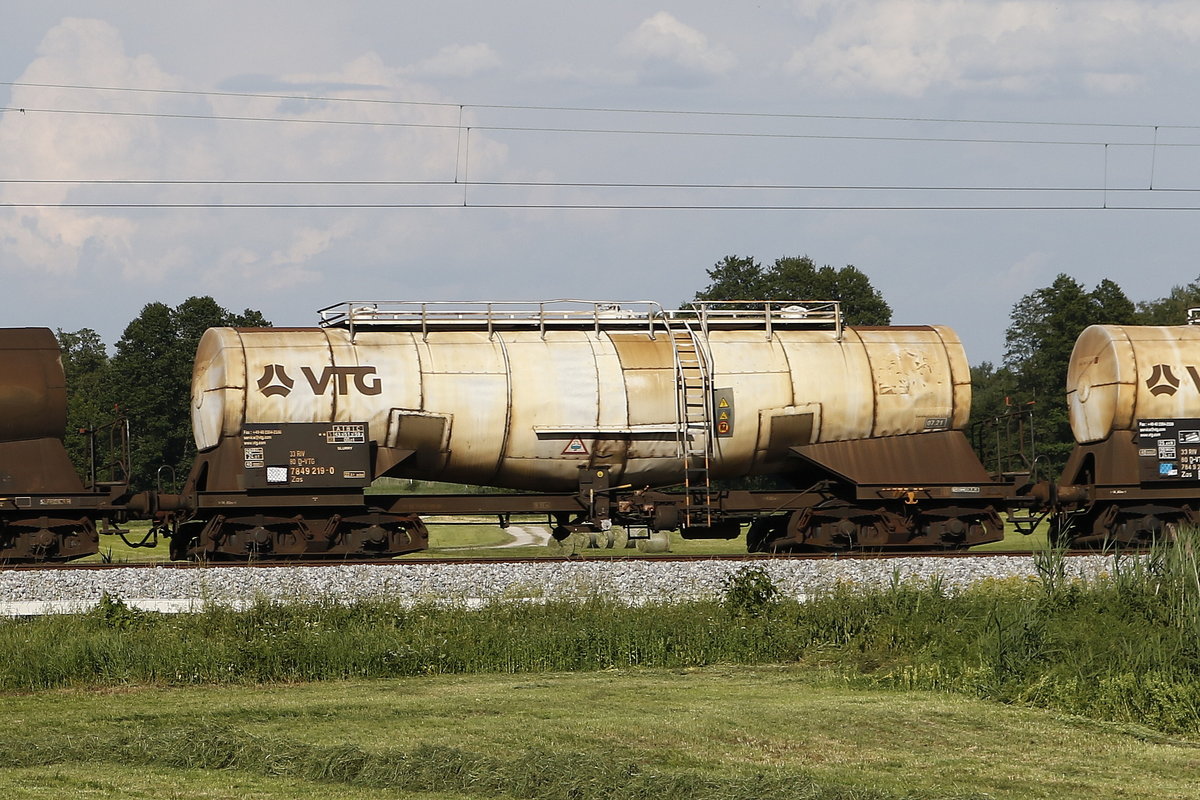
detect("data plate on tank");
top-left (243, 422), bottom-right (371, 489)
top-left (1136, 418), bottom-right (1200, 483)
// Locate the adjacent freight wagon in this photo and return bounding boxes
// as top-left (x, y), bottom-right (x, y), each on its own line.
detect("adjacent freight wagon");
top-left (0, 328), bottom-right (129, 560)
top-left (1056, 319), bottom-right (1200, 544)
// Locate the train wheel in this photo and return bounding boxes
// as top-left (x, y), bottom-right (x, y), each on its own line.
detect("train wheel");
top-left (746, 516), bottom-right (787, 552)
top-left (169, 521), bottom-right (202, 561)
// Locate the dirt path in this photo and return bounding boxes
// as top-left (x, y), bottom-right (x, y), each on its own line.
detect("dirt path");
top-left (497, 525), bottom-right (553, 548)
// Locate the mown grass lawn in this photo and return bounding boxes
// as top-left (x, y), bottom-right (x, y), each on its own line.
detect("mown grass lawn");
top-left (0, 666), bottom-right (1196, 799)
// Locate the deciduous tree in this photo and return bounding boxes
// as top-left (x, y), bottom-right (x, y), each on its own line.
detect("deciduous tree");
top-left (1136, 276), bottom-right (1200, 325)
top-left (1003, 274), bottom-right (1137, 475)
top-left (108, 298), bottom-right (271, 489)
top-left (694, 254), bottom-right (891, 325)
top-left (55, 328), bottom-right (113, 480)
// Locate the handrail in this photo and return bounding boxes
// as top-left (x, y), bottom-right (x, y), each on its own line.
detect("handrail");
top-left (317, 299), bottom-right (842, 340)
top-left (319, 299), bottom-right (670, 340)
top-left (676, 300), bottom-right (843, 340)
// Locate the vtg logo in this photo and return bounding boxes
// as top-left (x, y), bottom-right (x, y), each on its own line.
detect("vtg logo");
top-left (1145, 364), bottom-right (1200, 397)
top-left (256, 364), bottom-right (382, 397)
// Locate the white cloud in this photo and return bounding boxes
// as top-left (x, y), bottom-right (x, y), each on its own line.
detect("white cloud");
top-left (0, 20), bottom-right (514, 293)
top-left (409, 43), bottom-right (502, 78)
top-left (619, 12), bottom-right (736, 86)
top-left (998, 250), bottom-right (1052, 292)
top-left (0, 19), bottom-right (179, 273)
top-left (520, 61), bottom-right (636, 88)
top-left (784, 1), bottom-right (1200, 97)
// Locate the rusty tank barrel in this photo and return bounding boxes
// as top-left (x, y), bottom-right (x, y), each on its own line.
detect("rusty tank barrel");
top-left (0, 328), bottom-right (116, 560)
top-left (0, 328), bottom-right (69, 442)
top-left (190, 300), bottom-right (973, 492)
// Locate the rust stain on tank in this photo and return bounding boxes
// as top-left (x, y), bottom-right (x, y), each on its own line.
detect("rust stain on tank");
top-left (608, 333), bottom-right (674, 369)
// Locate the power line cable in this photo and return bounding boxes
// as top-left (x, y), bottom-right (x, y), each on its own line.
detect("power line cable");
top-left (3, 197), bottom-right (1197, 210)
top-left (4, 81), bottom-right (1197, 209)
top-left (0, 104), bottom-right (1186, 148)
top-left (1, 179), bottom-right (1191, 191)
top-left (6, 79), bottom-right (1197, 132)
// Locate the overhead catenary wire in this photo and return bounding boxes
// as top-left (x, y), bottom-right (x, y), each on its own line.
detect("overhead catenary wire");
top-left (2, 103), bottom-right (1194, 148)
top-left (5, 201), bottom-right (1200, 211)
top-left (5, 180), bottom-right (1200, 193)
top-left (3, 80), bottom-right (1200, 211)
top-left (6, 79), bottom-right (1200, 133)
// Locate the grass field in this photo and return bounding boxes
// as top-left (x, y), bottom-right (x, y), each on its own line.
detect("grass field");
top-left (1, 666), bottom-right (1197, 799)
top-left (16, 532), bottom-right (1200, 798)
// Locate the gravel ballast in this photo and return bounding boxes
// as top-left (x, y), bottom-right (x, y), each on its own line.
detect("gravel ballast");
top-left (0, 555), bottom-right (1118, 615)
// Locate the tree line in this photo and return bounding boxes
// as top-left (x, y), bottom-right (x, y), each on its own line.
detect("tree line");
top-left (57, 297), bottom-right (269, 490)
top-left (978, 274), bottom-right (1200, 476)
top-left (691, 254), bottom-right (893, 325)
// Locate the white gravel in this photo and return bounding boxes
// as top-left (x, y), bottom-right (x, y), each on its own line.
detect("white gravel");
top-left (0, 554), bottom-right (1119, 615)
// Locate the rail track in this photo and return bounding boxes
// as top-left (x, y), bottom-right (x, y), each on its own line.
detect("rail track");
top-left (0, 549), bottom-right (1100, 572)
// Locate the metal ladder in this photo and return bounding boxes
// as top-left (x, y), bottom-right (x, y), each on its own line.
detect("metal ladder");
top-left (670, 320), bottom-right (714, 527)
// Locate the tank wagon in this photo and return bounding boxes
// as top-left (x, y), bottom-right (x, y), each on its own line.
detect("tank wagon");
top-left (0, 328), bottom-right (130, 561)
top-left (167, 300), bottom-right (1022, 558)
top-left (1054, 315), bottom-right (1200, 544)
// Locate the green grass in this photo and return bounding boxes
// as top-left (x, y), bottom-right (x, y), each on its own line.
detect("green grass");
top-left (8, 537), bottom-right (1200, 798)
top-left (412, 524), bottom-right (749, 559)
top-left (5, 555), bottom-right (1200, 736)
top-left (970, 520), bottom-right (1048, 551)
top-left (0, 762), bottom-right (448, 799)
top-left (366, 478), bottom-right (529, 495)
top-left (85, 520), bottom-right (173, 563)
top-left (0, 668), bottom-right (1197, 799)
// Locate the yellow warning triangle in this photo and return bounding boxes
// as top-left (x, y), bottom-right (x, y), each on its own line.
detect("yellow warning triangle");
top-left (718, 398), bottom-right (730, 408)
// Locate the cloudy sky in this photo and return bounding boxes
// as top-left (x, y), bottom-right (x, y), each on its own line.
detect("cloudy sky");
top-left (4, 1), bottom-right (1200, 364)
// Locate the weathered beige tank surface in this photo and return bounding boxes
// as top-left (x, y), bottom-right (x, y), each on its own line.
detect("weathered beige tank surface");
top-left (1068, 324), bottom-right (1200, 444)
top-left (192, 301), bottom-right (972, 491)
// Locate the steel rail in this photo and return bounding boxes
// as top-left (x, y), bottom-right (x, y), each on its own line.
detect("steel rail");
top-left (0, 549), bottom-right (1109, 572)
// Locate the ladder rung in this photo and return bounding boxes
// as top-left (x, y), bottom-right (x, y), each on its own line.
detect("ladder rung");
top-left (673, 323), bottom-right (711, 503)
